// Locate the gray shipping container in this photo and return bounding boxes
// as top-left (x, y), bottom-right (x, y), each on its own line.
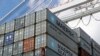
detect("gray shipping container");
top-left (3, 44), bottom-right (13, 56)
top-left (13, 41), bottom-right (23, 55)
top-left (0, 35), bottom-right (4, 47)
top-left (92, 49), bottom-right (100, 56)
top-left (23, 51), bottom-right (34, 56)
top-left (15, 17), bottom-right (25, 30)
top-left (0, 47), bottom-right (3, 56)
top-left (80, 39), bottom-right (92, 55)
top-left (92, 39), bottom-right (100, 53)
top-left (73, 28), bottom-right (91, 44)
top-left (0, 24), bottom-right (5, 34)
top-left (47, 35), bottom-right (78, 56)
top-left (14, 29), bottom-right (24, 42)
top-left (36, 9), bottom-right (78, 43)
top-left (5, 20), bottom-right (14, 33)
top-left (25, 13), bottom-right (35, 27)
top-left (24, 25), bottom-right (34, 39)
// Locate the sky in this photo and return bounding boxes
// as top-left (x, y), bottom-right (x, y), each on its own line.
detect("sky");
top-left (0, 0), bottom-right (100, 44)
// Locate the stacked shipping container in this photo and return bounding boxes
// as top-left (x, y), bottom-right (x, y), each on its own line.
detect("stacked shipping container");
top-left (74, 28), bottom-right (92, 56)
top-left (0, 9), bottom-right (78, 56)
top-left (0, 9), bottom-right (100, 56)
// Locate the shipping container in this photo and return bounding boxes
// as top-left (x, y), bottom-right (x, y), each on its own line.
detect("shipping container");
top-left (5, 20), bottom-right (14, 33)
top-left (14, 29), bottom-right (24, 42)
top-left (15, 17), bottom-right (25, 30)
top-left (0, 35), bottom-right (4, 47)
top-left (35, 22), bottom-right (78, 53)
top-left (92, 49), bottom-right (100, 56)
top-left (35, 21), bottom-right (46, 35)
top-left (13, 54), bottom-right (22, 56)
top-left (23, 51), bottom-right (34, 56)
top-left (3, 44), bottom-right (13, 56)
top-left (73, 28), bottom-right (91, 44)
top-left (36, 9), bottom-right (47, 23)
top-left (35, 34), bottom-right (46, 49)
top-left (92, 39), bottom-right (100, 53)
top-left (25, 13), bottom-right (35, 27)
top-left (47, 22), bottom-right (78, 54)
top-left (36, 9), bottom-right (78, 43)
top-left (24, 25), bottom-right (34, 39)
top-left (0, 24), bottom-right (5, 34)
top-left (35, 34), bottom-right (78, 55)
top-left (23, 37), bottom-right (35, 52)
top-left (35, 48), bottom-right (60, 56)
top-left (0, 47), bottom-right (3, 56)
top-left (4, 32), bottom-right (14, 46)
top-left (47, 35), bottom-right (78, 56)
top-left (79, 48), bottom-right (91, 56)
top-left (13, 41), bottom-right (23, 55)
top-left (80, 39), bottom-right (92, 55)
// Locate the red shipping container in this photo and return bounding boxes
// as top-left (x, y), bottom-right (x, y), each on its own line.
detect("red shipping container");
top-left (79, 48), bottom-right (91, 56)
top-left (23, 37), bottom-right (35, 52)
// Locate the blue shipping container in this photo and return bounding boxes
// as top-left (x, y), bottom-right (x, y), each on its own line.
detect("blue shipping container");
top-left (4, 32), bottom-right (14, 45)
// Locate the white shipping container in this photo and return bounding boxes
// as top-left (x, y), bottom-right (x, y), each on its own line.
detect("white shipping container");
top-left (93, 49), bottom-right (100, 56)
top-left (73, 28), bottom-right (91, 44)
top-left (35, 34), bottom-right (46, 49)
top-left (47, 35), bottom-right (78, 56)
top-left (23, 51), bottom-right (34, 56)
top-left (92, 39), bottom-right (100, 53)
top-left (24, 25), bottom-right (34, 39)
top-left (80, 39), bottom-right (92, 55)
top-left (14, 29), bottom-right (24, 42)
top-left (3, 44), bottom-right (13, 56)
top-left (35, 21), bottom-right (46, 35)
top-left (5, 20), bottom-right (14, 33)
top-left (0, 47), bottom-right (3, 56)
top-left (25, 13), bottom-right (35, 27)
top-left (0, 24), bottom-right (5, 34)
top-left (13, 41), bottom-right (23, 55)
top-left (47, 23), bottom-right (78, 54)
top-left (0, 35), bottom-right (4, 47)
top-left (36, 9), bottom-right (47, 23)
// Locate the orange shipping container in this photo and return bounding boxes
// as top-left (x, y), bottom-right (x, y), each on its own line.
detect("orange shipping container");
top-left (23, 37), bottom-right (35, 52)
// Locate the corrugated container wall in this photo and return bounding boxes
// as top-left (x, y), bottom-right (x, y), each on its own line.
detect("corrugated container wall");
top-left (0, 24), bottom-right (5, 34)
top-left (3, 44), bottom-right (13, 56)
top-left (4, 32), bottom-right (14, 46)
top-left (23, 51), bottom-right (34, 56)
top-left (15, 17), bottom-right (25, 30)
top-left (14, 29), bottom-right (24, 42)
top-left (0, 35), bottom-right (4, 47)
top-left (23, 37), bottom-right (35, 52)
top-left (24, 25), bottom-right (34, 39)
top-left (0, 47), bottom-right (3, 56)
top-left (25, 13), bottom-right (35, 27)
top-left (5, 20), bottom-right (14, 33)
top-left (13, 41), bottom-right (23, 55)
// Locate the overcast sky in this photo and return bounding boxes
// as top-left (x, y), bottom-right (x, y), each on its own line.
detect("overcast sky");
top-left (0, 0), bottom-right (100, 44)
